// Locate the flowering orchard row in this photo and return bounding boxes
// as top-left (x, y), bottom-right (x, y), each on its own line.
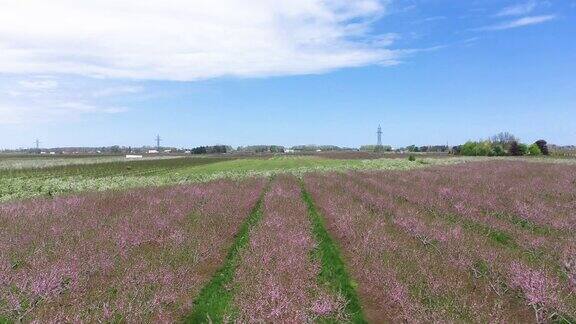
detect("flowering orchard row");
top-left (304, 161), bottom-right (575, 322)
top-left (229, 175), bottom-right (347, 322)
top-left (1, 160), bottom-right (574, 322)
top-left (0, 178), bottom-right (265, 322)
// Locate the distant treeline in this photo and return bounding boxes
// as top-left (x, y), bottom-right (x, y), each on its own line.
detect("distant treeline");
top-left (3, 133), bottom-right (570, 157)
top-left (398, 145), bottom-right (449, 153)
top-left (236, 145), bottom-right (285, 153)
top-left (1, 146), bottom-right (183, 155)
top-left (190, 145), bottom-right (232, 154)
top-left (234, 145), bottom-right (357, 153)
top-left (291, 145), bottom-right (357, 151)
top-left (453, 132), bottom-right (549, 156)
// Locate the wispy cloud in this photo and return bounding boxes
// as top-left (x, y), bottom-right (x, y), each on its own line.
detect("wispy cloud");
top-left (419, 16), bottom-right (447, 23)
top-left (496, 0), bottom-right (538, 17)
top-left (0, 0), bottom-right (404, 81)
top-left (476, 15), bottom-right (555, 31)
top-left (0, 76), bottom-right (130, 124)
top-left (0, 101), bottom-right (126, 125)
top-left (18, 78), bottom-right (59, 91)
top-left (91, 86), bottom-right (143, 98)
top-left (461, 37), bottom-right (481, 46)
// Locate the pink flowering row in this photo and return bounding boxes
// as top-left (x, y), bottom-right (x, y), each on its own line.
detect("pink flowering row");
top-left (353, 162), bottom-right (575, 272)
top-left (231, 175), bottom-right (346, 322)
top-left (304, 164), bottom-right (575, 322)
top-left (0, 178), bottom-right (266, 322)
top-left (339, 170), bottom-right (573, 320)
top-left (304, 173), bottom-right (436, 322)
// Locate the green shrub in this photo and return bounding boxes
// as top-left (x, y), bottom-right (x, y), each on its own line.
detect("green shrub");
top-left (460, 141), bottom-right (493, 156)
top-left (472, 141), bottom-right (489, 156)
top-left (518, 143), bottom-right (528, 155)
top-left (508, 141), bottom-right (524, 156)
top-left (460, 141), bottom-right (477, 156)
top-left (490, 145), bottom-right (506, 156)
top-left (535, 140), bottom-right (549, 155)
top-left (459, 139), bottom-right (532, 157)
top-left (408, 155), bottom-right (416, 161)
top-left (528, 144), bottom-right (542, 156)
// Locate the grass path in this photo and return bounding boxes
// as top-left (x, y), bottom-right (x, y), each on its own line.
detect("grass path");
top-left (184, 178), bottom-right (271, 323)
top-left (301, 182), bottom-right (367, 323)
top-left (186, 177), bottom-right (367, 323)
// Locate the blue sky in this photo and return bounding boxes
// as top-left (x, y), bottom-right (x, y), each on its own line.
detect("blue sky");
top-left (0, 0), bottom-right (574, 149)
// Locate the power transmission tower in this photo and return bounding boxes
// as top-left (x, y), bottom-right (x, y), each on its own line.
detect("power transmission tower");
top-left (375, 125), bottom-right (384, 152)
top-left (33, 138), bottom-right (41, 154)
top-left (155, 134), bottom-right (162, 151)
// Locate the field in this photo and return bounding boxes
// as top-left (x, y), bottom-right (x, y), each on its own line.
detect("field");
top-left (0, 155), bottom-right (497, 202)
top-left (0, 155), bottom-right (182, 171)
top-left (1, 155), bottom-right (575, 323)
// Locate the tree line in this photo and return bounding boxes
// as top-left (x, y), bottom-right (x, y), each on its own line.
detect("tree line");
top-left (453, 132), bottom-right (549, 156)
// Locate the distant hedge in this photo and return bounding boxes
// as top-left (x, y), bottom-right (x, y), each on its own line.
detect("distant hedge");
top-left (456, 139), bottom-right (548, 157)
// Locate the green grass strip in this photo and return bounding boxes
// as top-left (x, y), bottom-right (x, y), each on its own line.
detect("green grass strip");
top-left (0, 316), bottom-right (12, 324)
top-left (184, 179), bottom-right (270, 323)
top-left (300, 183), bottom-right (367, 324)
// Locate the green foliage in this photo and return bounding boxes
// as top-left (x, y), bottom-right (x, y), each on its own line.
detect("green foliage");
top-left (0, 315), bottom-right (13, 324)
top-left (408, 155), bottom-right (416, 161)
top-left (528, 144), bottom-right (542, 156)
top-left (0, 156), bottom-right (481, 202)
top-left (490, 144), bottom-right (506, 156)
top-left (459, 142), bottom-right (476, 156)
top-left (110, 145), bottom-right (122, 154)
top-left (488, 230), bottom-right (516, 247)
top-left (508, 142), bottom-right (520, 156)
top-left (477, 141), bottom-right (493, 156)
top-left (185, 182), bottom-right (269, 323)
top-left (237, 145), bottom-right (285, 153)
top-left (301, 187), bottom-right (367, 323)
top-left (290, 145), bottom-right (341, 152)
top-left (457, 132), bottom-right (545, 157)
top-left (460, 141), bottom-right (492, 156)
top-left (490, 132), bottom-right (518, 150)
top-left (359, 145), bottom-right (391, 152)
top-left (517, 143), bottom-right (528, 155)
top-left (406, 145), bottom-right (419, 152)
top-left (509, 141), bottom-right (529, 156)
top-left (535, 140), bottom-right (549, 155)
top-left (190, 145), bottom-right (230, 154)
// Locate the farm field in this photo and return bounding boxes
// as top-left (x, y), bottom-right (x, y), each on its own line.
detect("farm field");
top-left (1, 158), bottom-right (575, 323)
top-left (1, 178), bottom-right (267, 322)
top-left (0, 155), bottom-right (496, 202)
top-left (3, 0), bottom-right (574, 322)
top-left (0, 155), bottom-right (182, 170)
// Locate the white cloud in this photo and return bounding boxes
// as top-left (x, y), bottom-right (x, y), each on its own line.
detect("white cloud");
top-left (0, 0), bottom-right (400, 81)
top-left (18, 78), bottom-right (59, 90)
top-left (477, 15), bottom-right (555, 31)
top-left (0, 76), bottom-right (129, 124)
top-left (91, 86), bottom-right (143, 98)
top-left (0, 101), bottom-right (126, 124)
top-left (371, 33), bottom-right (401, 47)
top-left (496, 1), bottom-right (538, 17)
